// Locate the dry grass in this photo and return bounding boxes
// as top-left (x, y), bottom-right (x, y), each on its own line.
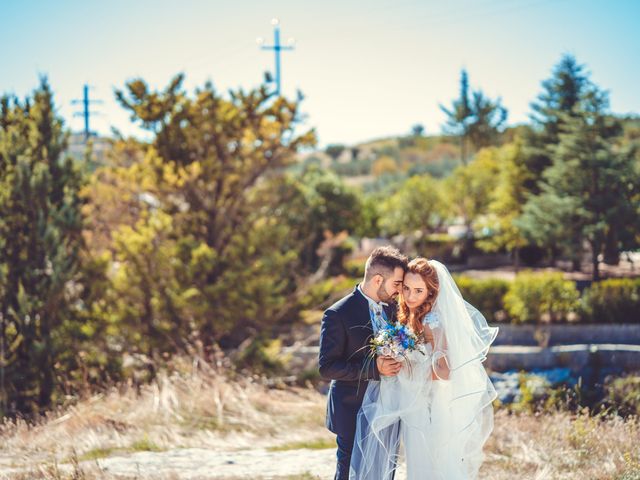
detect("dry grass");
top-left (481, 409), bottom-right (640, 479)
top-left (0, 357), bottom-right (328, 477)
top-left (0, 358), bottom-right (638, 479)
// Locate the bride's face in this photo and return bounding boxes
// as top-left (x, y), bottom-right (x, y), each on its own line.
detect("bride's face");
top-left (402, 272), bottom-right (429, 311)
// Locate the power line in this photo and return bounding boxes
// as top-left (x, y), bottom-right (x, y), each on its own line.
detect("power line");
top-left (393, 0), bottom-right (570, 31)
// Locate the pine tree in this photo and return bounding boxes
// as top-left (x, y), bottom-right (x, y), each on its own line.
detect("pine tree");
top-left (0, 78), bottom-right (85, 415)
top-left (524, 54), bottom-right (591, 192)
top-left (518, 86), bottom-right (640, 280)
top-left (441, 70), bottom-right (507, 164)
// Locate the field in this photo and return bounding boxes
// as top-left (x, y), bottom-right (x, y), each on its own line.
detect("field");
top-left (1, 358), bottom-right (639, 480)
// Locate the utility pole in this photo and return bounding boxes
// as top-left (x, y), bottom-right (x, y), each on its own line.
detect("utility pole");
top-left (0, 312), bottom-right (5, 416)
top-left (72, 84), bottom-right (102, 141)
top-left (257, 18), bottom-right (295, 96)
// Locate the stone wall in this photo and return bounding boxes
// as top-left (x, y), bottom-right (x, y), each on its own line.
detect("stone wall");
top-left (486, 344), bottom-right (640, 372)
top-left (492, 323), bottom-right (640, 347)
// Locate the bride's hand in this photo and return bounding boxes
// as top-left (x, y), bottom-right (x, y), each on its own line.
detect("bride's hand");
top-left (376, 355), bottom-right (401, 376)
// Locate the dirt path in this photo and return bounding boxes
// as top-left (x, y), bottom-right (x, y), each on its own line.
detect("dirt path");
top-left (0, 447), bottom-right (337, 479)
top-left (0, 446), bottom-right (414, 479)
top-left (93, 447), bottom-right (337, 479)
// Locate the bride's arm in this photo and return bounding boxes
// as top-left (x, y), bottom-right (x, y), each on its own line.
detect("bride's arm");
top-left (424, 325), bottom-right (450, 380)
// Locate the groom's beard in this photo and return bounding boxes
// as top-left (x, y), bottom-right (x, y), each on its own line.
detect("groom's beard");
top-left (377, 284), bottom-right (397, 304)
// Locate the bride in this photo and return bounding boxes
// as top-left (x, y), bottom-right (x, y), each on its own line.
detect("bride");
top-left (349, 257), bottom-right (498, 480)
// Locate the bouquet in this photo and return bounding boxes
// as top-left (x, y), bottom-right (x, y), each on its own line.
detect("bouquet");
top-left (370, 321), bottom-right (426, 361)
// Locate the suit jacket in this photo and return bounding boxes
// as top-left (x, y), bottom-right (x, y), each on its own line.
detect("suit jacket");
top-left (318, 286), bottom-right (396, 437)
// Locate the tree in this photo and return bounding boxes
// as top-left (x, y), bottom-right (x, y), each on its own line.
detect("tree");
top-left (379, 174), bottom-right (445, 236)
top-left (412, 124), bottom-right (425, 137)
top-left (440, 70), bottom-right (507, 164)
top-left (442, 148), bottom-right (500, 243)
top-left (355, 193), bottom-right (382, 238)
top-left (264, 166), bottom-right (363, 272)
top-left (524, 54), bottom-right (592, 191)
top-left (103, 75), bottom-right (317, 350)
top-left (372, 155), bottom-right (398, 177)
top-left (467, 90), bottom-right (508, 150)
top-left (530, 54), bottom-right (591, 139)
top-left (325, 144), bottom-right (346, 162)
top-left (475, 139), bottom-right (532, 268)
top-left (518, 86), bottom-right (640, 280)
top-left (0, 78), bottom-right (86, 415)
top-left (441, 70), bottom-right (472, 164)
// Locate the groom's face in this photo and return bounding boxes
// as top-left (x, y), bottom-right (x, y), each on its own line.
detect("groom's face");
top-left (377, 267), bottom-right (405, 303)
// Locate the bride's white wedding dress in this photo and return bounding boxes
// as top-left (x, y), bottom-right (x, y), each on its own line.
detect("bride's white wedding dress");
top-left (350, 260), bottom-right (498, 480)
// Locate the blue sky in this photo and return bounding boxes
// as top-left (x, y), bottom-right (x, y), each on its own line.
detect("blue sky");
top-left (2, 0), bottom-right (639, 146)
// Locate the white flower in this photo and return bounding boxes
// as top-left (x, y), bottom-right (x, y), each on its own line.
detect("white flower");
top-left (380, 346), bottom-right (392, 357)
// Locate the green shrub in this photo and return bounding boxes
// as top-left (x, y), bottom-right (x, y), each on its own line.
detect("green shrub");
top-left (504, 271), bottom-right (580, 323)
top-left (299, 276), bottom-right (357, 310)
top-left (298, 367), bottom-right (321, 384)
top-left (344, 258), bottom-right (365, 278)
top-left (327, 237), bottom-right (357, 276)
top-left (236, 337), bottom-right (289, 374)
top-left (603, 375), bottom-right (640, 417)
top-left (453, 275), bottom-right (509, 322)
top-left (580, 278), bottom-right (640, 324)
top-left (418, 234), bottom-right (467, 264)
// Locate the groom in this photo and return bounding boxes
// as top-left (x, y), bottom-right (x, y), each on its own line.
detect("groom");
top-left (319, 246), bottom-right (408, 480)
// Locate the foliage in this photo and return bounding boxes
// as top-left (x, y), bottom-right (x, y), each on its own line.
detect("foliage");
top-left (354, 193), bottom-right (382, 238)
top-left (440, 69), bottom-right (507, 164)
top-left (236, 336), bottom-right (288, 374)
top-left (299, 275), bottom-right (357, 311)
top-left (276, 166), bottom-right (364, 271)
top-left (503, 272), bottom-right (580, 323)
top-left (371, 155), bottom-right (398, 177)
top-left (325, 144), bottom-right (346, 162)
top-left (411, 124), bottom-right (425, 137)
top-left (519, 84), bottom-right (640, 279)
top-left (330, 157), bottom-right (372, 176)
top-left (454, 275), bottom-right (509, 322)
top-left (442, 147), bottom-right (500, 234)
top-left (580, 278), bottom-right (640, 324)
top-left (475, 139), bottom-right (532, 265)
top-left (603, 375), bottom-right (640, 417)
top-left (90, 76), bottom-right (317, 354)
top-left (0, 78), bottom-right (88, 415)
top-left (379, 174), bottom-right (446, 236)
top-left (417, 234), bottom-right (468, 264)
top-left (523, 54), bottom-right (593, 188)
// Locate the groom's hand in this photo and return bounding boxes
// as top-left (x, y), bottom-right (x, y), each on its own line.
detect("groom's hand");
top-left (376, 356), bottom-right (401, 376)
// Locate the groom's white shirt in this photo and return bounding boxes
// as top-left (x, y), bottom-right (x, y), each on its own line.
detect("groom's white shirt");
top-left (357, 284), bottom-right (388, 334)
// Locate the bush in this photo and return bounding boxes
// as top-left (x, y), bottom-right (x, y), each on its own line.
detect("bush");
top-left (603, 375), bottom-right (640, 417)
top-left (418, 234), bottom-right (467, 265)
top-left (299, 276), bottom-right (358, 310)
top-left (236, 337), bottom-right (289, 374)
top-left (344, 258), bottom-right (365, 278)
top-left (504, 272), bottom-right (580, 323)
top-left (454, 275), bottom-right (509, 322)
top-left (580, 278), bottom-right (640, 324)
top-left (326, 237), bottom-right (357, 276)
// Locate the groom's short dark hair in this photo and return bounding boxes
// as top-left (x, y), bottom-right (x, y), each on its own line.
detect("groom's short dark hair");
top-left (364, 246), bottom-right (408, 281)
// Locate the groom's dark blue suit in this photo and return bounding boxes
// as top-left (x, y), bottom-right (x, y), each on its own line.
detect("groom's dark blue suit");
top-left (319, 286), bottom-right (396, 480)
